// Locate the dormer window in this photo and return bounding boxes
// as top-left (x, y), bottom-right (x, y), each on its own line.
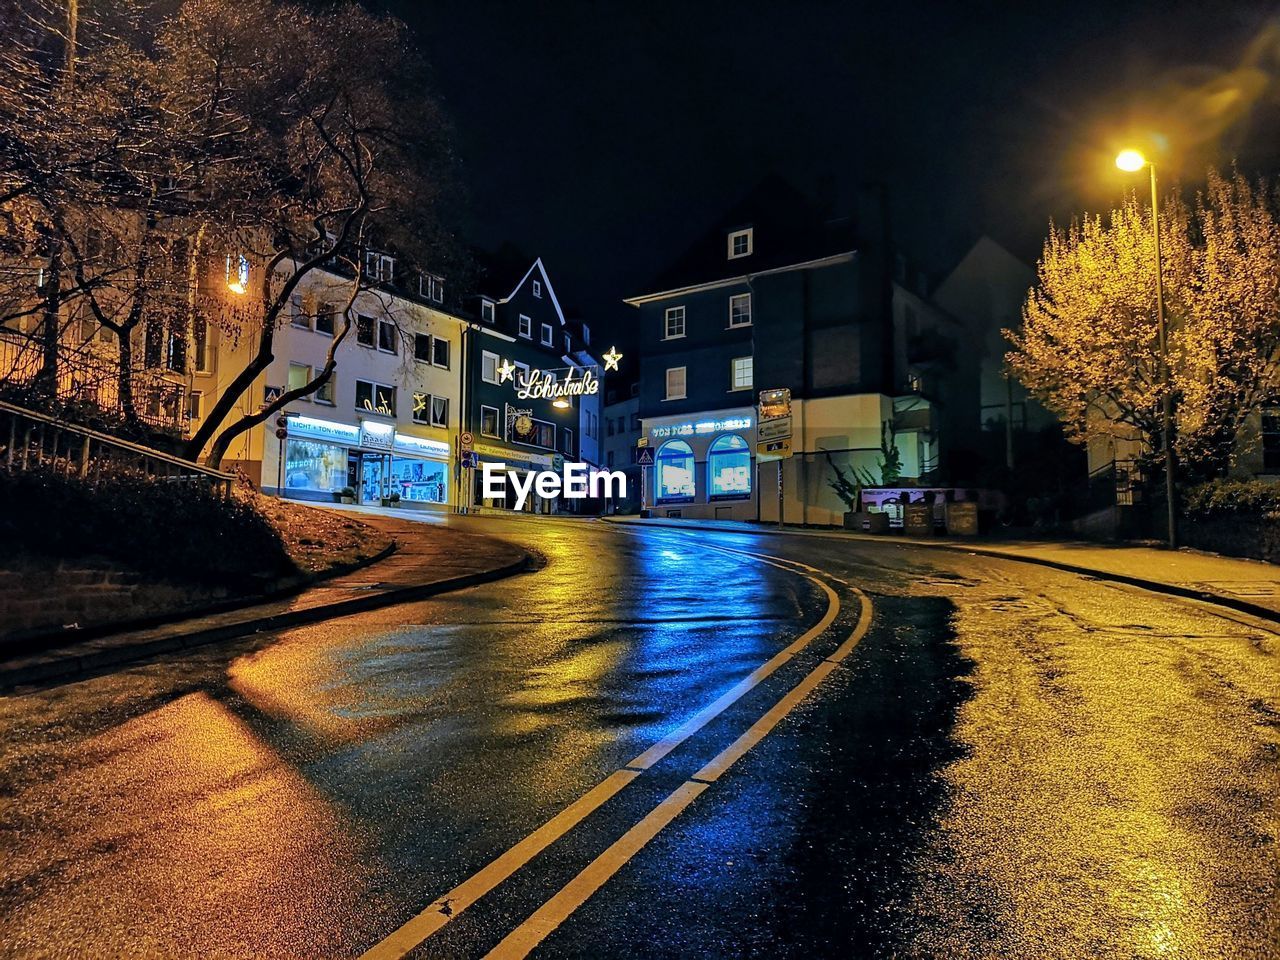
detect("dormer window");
top-left (532, 279), bottom-right (542, 298)
top-left (365, 251), bottom-right (395, 282)
top-left (728, 228), bottom-right (753, 259)
top-left (480, 299), bottom-right (495, 323)
top-left (419, 274), bottom-right (444, 303)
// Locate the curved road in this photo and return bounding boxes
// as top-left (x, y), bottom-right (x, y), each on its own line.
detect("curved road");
top-left (1, 515), bottom-right (1276, 958)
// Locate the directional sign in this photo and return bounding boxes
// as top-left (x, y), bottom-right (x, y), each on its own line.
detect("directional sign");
top-left (758, 387), bottom-right (791, 421)
top-left (460, 431), bottom-right (474, 451)
top-left (636, 446), bottom-right (655, 467)
top-left (756, 437), bottom-right (793, 462)
top-left (757, 416), bottom-right (792, 442)
top-left (460, 451), bottom-right (478, 468)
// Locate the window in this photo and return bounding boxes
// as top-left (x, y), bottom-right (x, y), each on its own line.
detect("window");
top-left (606, 451), bottom-right (615, 468)
top-left (413, 392), bottom-right (430, 423)
top-left (193, 317), bottom-right (210, 373)
top-left (315, 302), bottom-right (335, 336)
top-left (664, 306), bottom-right (686, 339)
top-left (481, 299), bottom-right (496, 323)
top-left (356, 314), bottom-right (375, 347)
top-left (540, 323), bottom-right (554, 346)
top-left (377, 318), bottom-right (397, 354)
top-left (432, 337), bottom-right (450, 369)
top-left (315, 375), bottom-right (334, 404)
top-left (532, 279), bottom-right (542, 298)
top-left (563, 427), bottom-right (573, 454)
top-left (165, 331), bottom-right (186, 373)
top-left (480, 405), bottom-right (500, 437)
top-left (581, 323), bottom-right (590, 345)
top-left (515, 361), bottom-right (530, 388)
top-left (414, 333), bottom-right (432, 363)
top-left (728, 228), bottom-right (753, 259)
top-left (631, 413), bottom-right (641, 430)
top-left (564, 333), bottom-right (571, 354)
top-left (481, 350), bottom-right (499, 384)
top-left (665, 366), bottom-right (687, 400)
top-left (607, 417), bottom-right (615, 437)
top-left (288, 362), bottom-right (310, 394)
top-left (290, 293), bottom-right (310, 329)
top-left (729, 292), bottom-right (752, 327)
top-left (420, 274), bottom-right (444, 303)
top-left (708, 434), bottom-right (752, 500)
top-left (731, 356), bottom-right (753, 391)
top-left (355, 379), bottom-right (395, 416)
top-left (656, 440), bottom-right (695, 503)
top-left (519, 314), bottom-right (532, 338)
top-left (388, 457), bottom-right (448, 504)
top-left (187, 391), bottom-right (202, 421)
top-left (284, 439), bottom-right (348, 494)
top-left (431, 395), bottom-right (448, 428)
top-left (366, 251), bottom-right (395, 282)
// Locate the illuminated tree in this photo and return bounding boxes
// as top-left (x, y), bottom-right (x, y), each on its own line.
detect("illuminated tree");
top-left (1008, 169), bottom-right (1280, 481)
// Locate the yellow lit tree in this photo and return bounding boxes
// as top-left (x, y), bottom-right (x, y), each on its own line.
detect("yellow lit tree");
top-left (1007, 169), bottom-right (1280, 482)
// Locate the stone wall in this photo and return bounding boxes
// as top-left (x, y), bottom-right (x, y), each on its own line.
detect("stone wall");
top-left (1182, 515), bottom-right (1280, 564)
top-left (0, 553), bottom-right (228, 651)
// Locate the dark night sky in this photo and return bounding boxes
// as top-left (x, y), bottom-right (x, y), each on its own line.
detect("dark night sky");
top-left (377, 1), bottom-right (1280, 348)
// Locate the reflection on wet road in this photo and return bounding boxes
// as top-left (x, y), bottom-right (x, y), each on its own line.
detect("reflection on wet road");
top-left (0, 515), bottom-right (1276, 959)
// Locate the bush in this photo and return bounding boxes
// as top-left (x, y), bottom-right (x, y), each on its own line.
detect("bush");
top-left (1182, 478), bottom-right (1280, 519)
top-left (0, 468), bottom-right (296, 586)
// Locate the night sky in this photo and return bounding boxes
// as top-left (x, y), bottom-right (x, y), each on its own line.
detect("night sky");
top-left (378, 1), bottom-right (1280, 349)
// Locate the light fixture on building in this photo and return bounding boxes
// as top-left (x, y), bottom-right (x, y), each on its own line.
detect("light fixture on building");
top-left (552, 397), bottom-right (571, 409)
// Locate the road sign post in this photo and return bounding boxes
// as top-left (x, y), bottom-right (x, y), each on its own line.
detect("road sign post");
top-left (757, 388), bottom-right (793, 525)
top-left (636, 443), bottom-right (654, 513)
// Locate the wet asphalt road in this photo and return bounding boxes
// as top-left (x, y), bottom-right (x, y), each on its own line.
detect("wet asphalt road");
top-left (1, 515), bottom-right (1277, 959)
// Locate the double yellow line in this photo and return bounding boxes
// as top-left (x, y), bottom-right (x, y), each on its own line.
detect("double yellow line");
top-left (360, 542), bottom-right (872, 960)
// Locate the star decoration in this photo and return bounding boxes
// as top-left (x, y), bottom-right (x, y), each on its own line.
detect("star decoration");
top-left (497, 358), bottom-right (516, 383)
top-left (602, 346), bottom-right (623, 372)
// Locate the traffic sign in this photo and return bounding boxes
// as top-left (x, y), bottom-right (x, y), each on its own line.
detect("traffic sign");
top-left (758, 387), bottom-right (791, 421)
top-left (275, 426), bottom-right (288, 440)
top-left (461, 451), bottom-right (478, 468)
top-left (757, 416), bottom-right (792, 442)
top-left (756, 437), bottom-right (793, 461)
top-left (460, 431), bottom-right (474, 451)
top-left (636, 447), bottom-right (655, 467)
top-left (636, 436), bottom-right (649, 448)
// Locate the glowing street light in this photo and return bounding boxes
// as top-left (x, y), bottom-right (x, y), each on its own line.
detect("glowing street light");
top-left (1115, 146), bottom-right (1177, 548)
top-left (226, 253), bottom-right (249, 295)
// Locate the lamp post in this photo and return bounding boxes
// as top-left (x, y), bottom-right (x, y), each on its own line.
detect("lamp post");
top-left (1116, 148), bottom-right (1177, 549)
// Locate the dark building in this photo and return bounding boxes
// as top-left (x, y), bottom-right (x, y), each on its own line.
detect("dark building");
top-left (625, 180), bottom-right (943, 523)
top-left (459, 253), bottom-right (602, 513)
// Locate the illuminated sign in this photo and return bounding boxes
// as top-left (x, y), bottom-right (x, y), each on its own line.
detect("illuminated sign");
top-left (515, 368), bottom-right (599, 401)
top-left (393, 433), bottom-right (450, 459)
top-left (359, 419), bottom-right (394, 451)
top-left (649, 416), bottom-right (753, 440)
top-left (287, 415), bottom-right (361, 445)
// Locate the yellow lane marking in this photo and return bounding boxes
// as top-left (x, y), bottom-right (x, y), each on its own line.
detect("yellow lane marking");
top-left (484, 581), bottom-right (874, 960)
top-left (359, 546), bottom-right (841, 960)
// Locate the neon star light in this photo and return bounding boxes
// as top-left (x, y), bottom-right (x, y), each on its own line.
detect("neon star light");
top-left (602, 346), bottom-right (622, 371)
top-left (497, 359), bottom-right (517, 383)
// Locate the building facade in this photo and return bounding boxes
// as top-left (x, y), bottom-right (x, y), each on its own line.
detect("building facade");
top-left (627, 181), bottom-right (941, 523)
top-left (601, 381), bottom-right (642, 513)
top-left (459, 256), bottom-right (602, 513)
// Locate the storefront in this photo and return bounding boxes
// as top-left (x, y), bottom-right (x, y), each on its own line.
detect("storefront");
top-left (643, 407), bottom-right (757, 520)
top-left (469, 440), bottom-right (557, 513)
top-left (274, 414), bottom-right (451, 510)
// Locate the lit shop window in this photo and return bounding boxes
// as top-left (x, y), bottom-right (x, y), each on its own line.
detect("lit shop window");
top-left (708, 433), bottom-right (751, 500)
top-left (388, 457), bottom-right (447, 504)
top-left (656, 439), bottom-right (696, 504)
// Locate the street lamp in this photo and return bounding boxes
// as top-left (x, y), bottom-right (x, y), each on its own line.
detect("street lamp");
top-left (1115, 148), bottom-right (1177, 548)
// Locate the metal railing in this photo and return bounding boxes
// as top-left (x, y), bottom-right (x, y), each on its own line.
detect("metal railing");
top-left (1086, 458), bottom-right (1141, 511)
top-left (0, 399), bottom-right (233, 496)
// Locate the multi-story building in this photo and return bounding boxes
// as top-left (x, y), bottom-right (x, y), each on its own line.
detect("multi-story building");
top-left (208, 253), bottom-right (466, 511)
top-left (601, 379), bottom-right (642, 513)
top-left (626, 180), bottom-right (942, 523)
top-left (459, 255), bottom-right (602, 513)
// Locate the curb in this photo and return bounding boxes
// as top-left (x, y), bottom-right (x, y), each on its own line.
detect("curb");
top-left (0, 550), bottom-right (532, 692)
top-left (0, 539), bottom-right (401, 661)
top-left (602, 517), bottom-right (1280, 626)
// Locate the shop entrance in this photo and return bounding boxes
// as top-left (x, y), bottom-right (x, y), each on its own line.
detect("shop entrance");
top-left (360, 454), bottom-right (385, 504)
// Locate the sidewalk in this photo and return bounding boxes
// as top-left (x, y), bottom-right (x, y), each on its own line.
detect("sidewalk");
top-left (0, 512), bottom-right (530, 691)
top-left (602, 515), bottom-right (1280, 621)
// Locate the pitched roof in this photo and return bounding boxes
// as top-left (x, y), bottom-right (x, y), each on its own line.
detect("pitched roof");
top-left (635, 176), bottom-right (858, 298)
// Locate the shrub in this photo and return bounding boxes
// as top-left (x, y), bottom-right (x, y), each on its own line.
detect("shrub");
top-left (0, 468), bottom-right (296, 586)
top-left (1182, 478), bottom-right (1280, 519)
